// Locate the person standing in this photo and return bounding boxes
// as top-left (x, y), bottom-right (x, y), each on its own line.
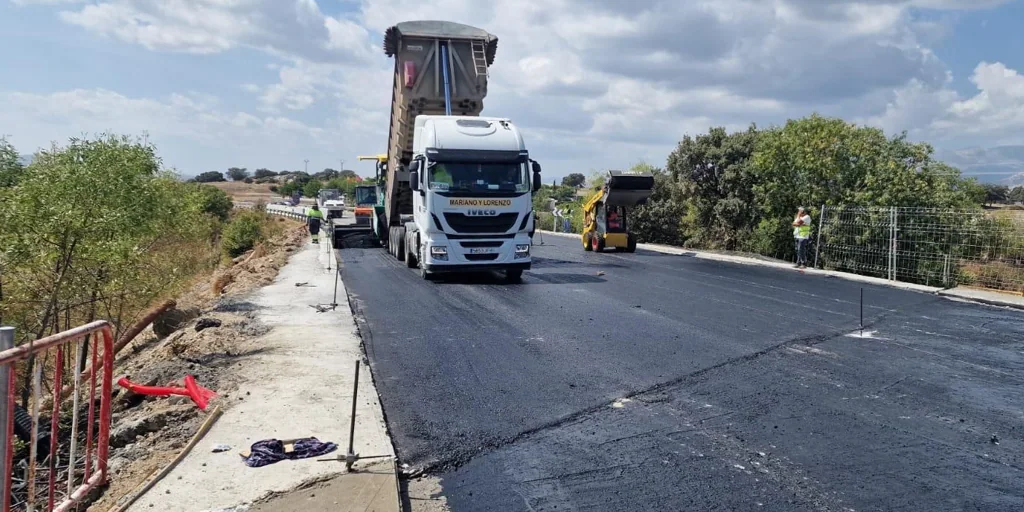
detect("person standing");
top-left (792, 206), bottom-right (812, 268)
top-left (306, 204), bottom-right (324, 244)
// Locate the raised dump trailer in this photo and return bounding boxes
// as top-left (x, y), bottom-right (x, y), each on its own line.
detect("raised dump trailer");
top-left (377, 20), bottom-right (498, 244)
top-left (582, 170), bottom-right (655, 253)
top-left (371, 20), bottom-right (542, 281)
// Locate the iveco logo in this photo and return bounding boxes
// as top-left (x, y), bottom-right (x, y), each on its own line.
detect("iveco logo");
top-left (465, 209), bottom-right (498, 216)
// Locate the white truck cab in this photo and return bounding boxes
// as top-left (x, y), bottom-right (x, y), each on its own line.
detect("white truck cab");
top-left (404, 115), bottom-right (541, 281)
top-left (317, 189), bottom-right (345, 219)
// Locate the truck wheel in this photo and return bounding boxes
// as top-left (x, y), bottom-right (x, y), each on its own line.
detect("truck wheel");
top-left (396, 226), bottom-right (406, 262)
top-left (387, 227), bottom-right (395, 256)
top-left (405, 233), bottom-right (418, 268)
top-left (592, 234), bottom-right (604, 252)
top-left (505, 269), bottom-right (523, 283)
top-left (626, 234), bottom-right (637, 253)
top-left (583, 232), bottom-right (593, 251)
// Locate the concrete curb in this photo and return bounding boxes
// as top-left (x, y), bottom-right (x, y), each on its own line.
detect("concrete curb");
top-left (536, 230), bottom-right (1024, 310)
top-left (936, 289), bottom-right (1024, 311)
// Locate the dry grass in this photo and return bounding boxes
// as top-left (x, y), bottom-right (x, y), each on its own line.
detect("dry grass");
top-left (210, 181), bottom-right (278, 204)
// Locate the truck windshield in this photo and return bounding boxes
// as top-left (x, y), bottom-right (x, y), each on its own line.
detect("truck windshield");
top-left (355, 186), bottom-right (377, 205)
top-left (319, 189), bottom-right (340, 201)
top-left (428, 162), bottom-right (529, 193)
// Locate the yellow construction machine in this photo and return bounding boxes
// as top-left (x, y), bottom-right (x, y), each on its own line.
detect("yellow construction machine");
top-left (582, 170), bottom-right (655, 253)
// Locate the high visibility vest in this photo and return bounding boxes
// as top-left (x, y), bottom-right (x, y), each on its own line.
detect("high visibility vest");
top-left (794, 221), bottom-right (810, 238)
top-left (307, 208), bottom-right (323, 219)
top-left (431, 166), bottom-right (452, 186)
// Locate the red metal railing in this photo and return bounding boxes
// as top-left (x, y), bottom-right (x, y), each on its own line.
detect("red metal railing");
top-left (0, 321), bottom-right (114, 512)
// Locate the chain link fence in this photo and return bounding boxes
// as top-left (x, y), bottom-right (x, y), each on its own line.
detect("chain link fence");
top-left (816, 206), bottom-right (1024, 293)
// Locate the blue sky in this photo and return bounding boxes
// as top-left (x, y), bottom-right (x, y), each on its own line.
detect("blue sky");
top-left (2, 0), bottom-right (1023, 184)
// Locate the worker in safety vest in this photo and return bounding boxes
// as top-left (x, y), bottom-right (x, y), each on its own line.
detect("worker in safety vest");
top-left (430, 163), bottom-right (453, 189)
top-left (306, 204), bottom-right (324, 244)
top-left (792, 206), bottom-right (812, 268)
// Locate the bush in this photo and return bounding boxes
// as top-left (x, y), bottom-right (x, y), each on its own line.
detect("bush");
top-left (221, 210), bottom-right (266, 257)
top-left (243, 177), bottom-right (254, 184)
top-left (195, 171), bottom-right (226, 182)
top-left (187, 183), bottom-right (233, 221)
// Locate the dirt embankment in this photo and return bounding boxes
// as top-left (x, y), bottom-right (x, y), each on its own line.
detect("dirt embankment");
top-left (91, 221), bottom-right (307, 510)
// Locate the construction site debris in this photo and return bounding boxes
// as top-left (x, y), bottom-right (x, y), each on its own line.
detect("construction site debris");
top-left (195, 318), bottom-right (222, 332)
top-left (153, 307), bottom-right (201, 338)
top-left (241, 438), bottom-right (338, 468)
top-left (117, 375), bottom-right (217, 410)
top-left (212, 444), bottom-right (232, 453)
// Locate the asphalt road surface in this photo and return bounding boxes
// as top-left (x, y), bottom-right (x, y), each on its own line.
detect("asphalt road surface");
top-left (339, 234), bottom-right (1024, 511)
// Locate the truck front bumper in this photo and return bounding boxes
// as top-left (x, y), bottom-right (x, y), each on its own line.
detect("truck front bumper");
top-left (420, 233), bottom-right (533, 272)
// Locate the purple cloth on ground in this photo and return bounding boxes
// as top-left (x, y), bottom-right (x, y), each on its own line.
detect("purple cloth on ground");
top-left (243, 437), bottom-right (338, 467)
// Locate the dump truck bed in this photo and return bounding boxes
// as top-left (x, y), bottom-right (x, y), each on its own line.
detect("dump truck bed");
top-left (381, 21), bottom-right (498, 226)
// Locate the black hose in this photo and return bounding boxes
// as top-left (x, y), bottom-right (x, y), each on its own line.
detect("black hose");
top-left (12, 403), bottom-right (51, 460)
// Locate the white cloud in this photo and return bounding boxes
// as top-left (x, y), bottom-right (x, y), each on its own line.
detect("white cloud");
top-left (0, 88), bottom-right (344, 170)
top-left (6, 0), bottom-right (1024, 178)
top-left (56, 0), bottom-right (375, 63)
top-left (861, 62), bottom-right (1024, 149)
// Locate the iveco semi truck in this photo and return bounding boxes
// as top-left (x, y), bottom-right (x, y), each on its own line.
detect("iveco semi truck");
top-left (372, 21), bottom-right (541, 281)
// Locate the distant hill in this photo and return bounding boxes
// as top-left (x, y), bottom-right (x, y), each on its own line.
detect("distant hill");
top-left (938, 145), bottom-right (1024, 186)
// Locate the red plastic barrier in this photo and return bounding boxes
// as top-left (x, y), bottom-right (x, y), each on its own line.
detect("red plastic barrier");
top-left (117, 375), bottom-right (216, 411)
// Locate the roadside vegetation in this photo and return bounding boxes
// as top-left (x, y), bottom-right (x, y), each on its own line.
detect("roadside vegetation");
top-left (533, 114), bottom-right (1022, 290)
top-left (0, 134), bottom-right (283, 345)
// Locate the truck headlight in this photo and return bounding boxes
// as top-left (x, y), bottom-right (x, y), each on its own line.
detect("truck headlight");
top-left (430, 246), bottom-right (448, 261)
top-left (515, 244), bottom-right (530, 259)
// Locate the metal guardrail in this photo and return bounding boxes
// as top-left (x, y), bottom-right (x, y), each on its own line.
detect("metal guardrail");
top-left (0, 321), bottom-right (114, 512)
top-left (264, 204), bottom-right (309, 221)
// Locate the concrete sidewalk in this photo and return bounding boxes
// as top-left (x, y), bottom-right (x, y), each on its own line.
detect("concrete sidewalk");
top-left (939, 286), bottom-right (1024, 310)
top-left (127, 242), bottom-right (398, 512)
top-left (538, 230), bottom-right (1024, 309)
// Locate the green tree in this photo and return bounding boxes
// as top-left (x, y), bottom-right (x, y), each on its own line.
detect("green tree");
top-left (984, 184), bottom-right (1010, 204)
top-left (195, 171), bottom-right (226, 182)
top-left (302, 179), bottom-right (322, 198)
top-left (0, 137), bottom-right (25, 187)
top-left (186, 183), bottom-right (233, 221)
top-left (666, 125), bottom-right (759, 250)
top-left (317, 168), bottom-right (339, 180)
top-left (750, 114), bottom-right (983, 257)
top-left (561, 173), bottom-right (586, 188)
top-left (1009, 186), bottom-right (1024, 203)
top-left (339, 169), bottom-right (360, 180)
top-left (253, 168), bottom-right (277, 179)
top-left (0, 133), bottom-right (214, 348)
top-left (629, 163), bottom-right (686, 246)
top-left (226, 167), bottom-right (249, 181)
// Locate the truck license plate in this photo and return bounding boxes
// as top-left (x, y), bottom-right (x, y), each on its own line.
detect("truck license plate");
top-left (469, 248), bottom-right (497, 254)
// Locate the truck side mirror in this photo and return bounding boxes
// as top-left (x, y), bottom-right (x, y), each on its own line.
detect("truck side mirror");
top-left (531, 160), bottom-right (542, 193)
top-left (408, 160), bottom-right (420, 192)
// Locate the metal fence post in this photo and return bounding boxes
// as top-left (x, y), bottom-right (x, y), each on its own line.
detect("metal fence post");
top-left (0, 326), bottom-right (12, 488)
top-left (892, 207), bottom-right (899, 282)
top-left (888, 207), bottom-right (895, 281)
top-left (814, 204), bottom-right (826, 269)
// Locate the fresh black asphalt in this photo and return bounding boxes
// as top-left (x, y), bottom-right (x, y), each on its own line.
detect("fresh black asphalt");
top-left (338, 234), bottom-right (1024, 511)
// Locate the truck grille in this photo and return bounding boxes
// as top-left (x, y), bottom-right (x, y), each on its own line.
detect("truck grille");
top-left (465, 253), bottom-right (499, 261)
top-left (459, 241), bottom-right (503, 248)
top-left (443, 213), bottom-right (518, 234)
